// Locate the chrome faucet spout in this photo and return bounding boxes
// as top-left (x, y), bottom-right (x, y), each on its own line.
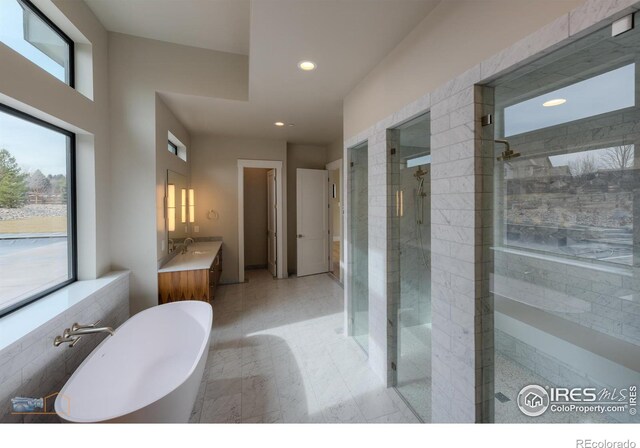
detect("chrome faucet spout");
top-left (68, 326), bottom-right (115, 337)
top-left (182, 237), bottom-right (195, 254)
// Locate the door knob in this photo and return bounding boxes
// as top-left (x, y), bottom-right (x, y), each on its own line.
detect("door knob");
top-left (297, 234), bottom-right (303, 238)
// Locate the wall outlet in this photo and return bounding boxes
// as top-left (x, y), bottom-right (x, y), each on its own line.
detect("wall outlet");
top-left (194, 225), bottom-right (200, 233)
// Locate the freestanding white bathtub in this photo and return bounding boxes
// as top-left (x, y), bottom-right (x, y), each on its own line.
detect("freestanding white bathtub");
top-left (55, 301), bottom-right (212, 423)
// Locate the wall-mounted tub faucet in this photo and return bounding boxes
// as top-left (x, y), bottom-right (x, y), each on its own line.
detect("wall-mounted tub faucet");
top-left (54, 321), bottom-right (114, 348)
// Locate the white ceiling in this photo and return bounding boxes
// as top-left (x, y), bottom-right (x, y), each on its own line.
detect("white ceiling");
top-left (84, 0), bottom-right (250, 55)
top-left (86, 0), bottom-right (440, 145)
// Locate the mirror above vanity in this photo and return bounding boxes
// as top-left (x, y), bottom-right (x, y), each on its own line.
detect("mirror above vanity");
top-left (166, 170), bottom-right (190, 254)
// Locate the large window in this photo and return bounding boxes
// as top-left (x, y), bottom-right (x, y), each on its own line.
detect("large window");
top-left (0, 0), bottom-right (74, 86)
top-left (501, 144), bottom-right (635, 265)
top-left (497, 59), bottom-right (638, 267)
top-left (0, 104), bottom-right (76, 316)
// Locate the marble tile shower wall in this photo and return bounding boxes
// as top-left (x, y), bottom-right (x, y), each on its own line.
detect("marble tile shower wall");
top-left (495, 252), bottom-right (640, 344)
top-left (398, 151), bottom-right (432, 328)
top-left (0, 272), bottom-right (130, 423)
top-left (429, 81), bottom-right (488, 424)
top-left (367, 127), bottom-right (391, 385)
top-left (341, 0), bottom-right (640, 422)
top-left (399, 248), bottom-right (431, 325)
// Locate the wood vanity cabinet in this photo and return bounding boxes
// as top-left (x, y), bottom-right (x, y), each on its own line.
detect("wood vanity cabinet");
top-left (158, 247), bottom-right (222, 304)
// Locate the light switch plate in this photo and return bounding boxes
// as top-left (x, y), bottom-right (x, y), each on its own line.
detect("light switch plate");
top-left (194, 226), bottom-right (200, 233)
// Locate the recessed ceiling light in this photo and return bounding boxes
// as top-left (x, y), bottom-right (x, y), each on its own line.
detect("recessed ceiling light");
top-left (543, 98), bottom-right (567, 107)
top-left (288, 123), bottom-right (295, 127)
top-left (298, 61), bottom-right (316, 71)
top-left (274, 122), bottom-right (285, 127)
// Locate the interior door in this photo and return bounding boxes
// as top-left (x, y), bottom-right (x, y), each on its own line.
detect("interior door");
top-left (296, 168), bottom-right (329, 277)
top-left (267, 169), bottom-right (277, 276)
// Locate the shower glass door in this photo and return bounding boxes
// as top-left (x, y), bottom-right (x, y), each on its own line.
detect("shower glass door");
top-left (393, 113), bottom-right (432, 421)
top-left (490, 17), bottom-right (640, 423)
top-left (349, 142), bottom-right (369, 352)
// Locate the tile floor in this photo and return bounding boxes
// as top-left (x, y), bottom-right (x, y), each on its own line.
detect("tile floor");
top-left (395, 323), bottom-right (431, 422)
top-left (190, 270), bottom-right (419, 423)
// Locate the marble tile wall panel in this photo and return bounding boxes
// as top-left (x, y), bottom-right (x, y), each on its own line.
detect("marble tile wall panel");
top-left (570, 0), bottom-right (640, 38)
top-left (368, 130), bottom-right (390, 383)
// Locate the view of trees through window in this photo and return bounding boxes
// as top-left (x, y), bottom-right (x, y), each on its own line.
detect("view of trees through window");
top-left (0, 150), bottom-right (67, 208)
top-left (502, 144), bottom-right (636, 265)
top-left (0, 107), bottom-right (73, 314)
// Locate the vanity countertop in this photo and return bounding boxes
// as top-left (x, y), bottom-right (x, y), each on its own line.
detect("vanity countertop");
top-left (158, 241), bottom-right (222, 273)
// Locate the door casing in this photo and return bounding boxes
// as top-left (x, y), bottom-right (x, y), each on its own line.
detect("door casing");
top-left (267, 169), bottom-right (277, 276)
top-left (238, 159), bottom-right (285, 283)
top-left (326, 158), bottom-right (343, 283)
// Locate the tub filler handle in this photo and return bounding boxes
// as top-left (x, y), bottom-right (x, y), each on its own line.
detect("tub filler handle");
top-left (54, 320), bottom-right (114, 348)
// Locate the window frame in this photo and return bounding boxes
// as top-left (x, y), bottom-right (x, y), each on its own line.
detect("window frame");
top-left (168, 140), bottom-right (178, 156)
top-left (494, 53), bottom-right (639, 269)
top-left (0, 103), bottom-right (77, 318)
top-left (13, 0), bottom-right (75, 87)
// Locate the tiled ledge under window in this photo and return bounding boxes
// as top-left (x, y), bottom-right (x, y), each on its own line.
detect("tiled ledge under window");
top-left (0, 271), bottom-right (130, 422)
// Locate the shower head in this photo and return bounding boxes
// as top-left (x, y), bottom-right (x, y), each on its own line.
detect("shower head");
top-left (495, 139), bottom-right (521, 161)
top-left (414, 167), bottom-right (427, 179)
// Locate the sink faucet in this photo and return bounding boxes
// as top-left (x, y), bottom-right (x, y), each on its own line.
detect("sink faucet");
top-left (182, 237), bottom-right (195, 254)
top-left (54, 321), bottom-right (114, 348)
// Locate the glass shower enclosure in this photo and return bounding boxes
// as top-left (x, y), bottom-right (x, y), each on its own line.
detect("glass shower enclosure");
top-left (489, 16), bottom-right (640, 423)
top-left (391, 113), bottom-right (432, 422)
top-left (349, 142), bottom-right (369, 352)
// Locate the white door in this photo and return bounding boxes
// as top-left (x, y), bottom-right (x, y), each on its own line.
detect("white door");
top-left (267, 169), bottom-right (277, 276)
top-left (297, 168), bottom-right (329, 277)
